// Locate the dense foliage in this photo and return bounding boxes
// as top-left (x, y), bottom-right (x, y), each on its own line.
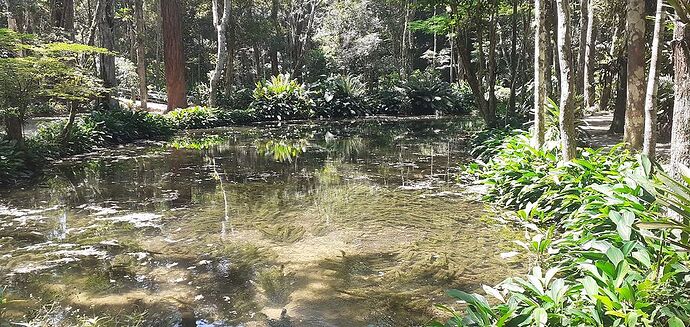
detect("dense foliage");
top-left (250, 74), bottom-right (314, 121)
top-left (437, 132), bottom-right (690, 326)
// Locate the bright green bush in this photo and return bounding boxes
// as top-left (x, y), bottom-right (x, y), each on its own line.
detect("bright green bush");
top-left (87, 109), bottom-right (175, 144)
top-left (168, 106), bottom-right (218, 129)
top-left (168, 106), bottom-right (257, 129)
top-left (250, 74), bottom-right (314, 121)
top-left (312, 74), bottom-right (370, 118)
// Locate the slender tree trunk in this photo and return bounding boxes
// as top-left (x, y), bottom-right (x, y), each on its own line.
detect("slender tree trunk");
top-left (623, 0), bottom-right (646, 149)
top-left (643, 0), bottom-right (664, 160)
top-left (487, 0), bottom-right (498, 123)
top-left (455, 29), bottom-right (494, 127)
top-left (555, 0), bottom-right (576, 161)
top-left (600, 12), bottom-right (625, 113)
top-left (51, 0), bottom-right (75, 38)
top-left (576, 0), bottom-right (588, 96)
top-left (544, 0), bottom-right (554, 98)
top-left (161, 0), bottom-right (188, 111)
top-left (225, 8), bottom-right (236, 94)
top-left (671, 21), bottom-right (690, 176)
top-left (97, 0), bottom-right (118, 110)
top-left (209, 0), bottom-right (231, 107)
top-left (270, 0), bottom-right (279, 76)
top-left (533, 0), bottom-right (547, 147)
top-left (508, 0), bottom-right (519, 120)
top-left (550, 0), bottom-right (561, 95)
top-left (583, 0), bottom-right (596, 112)
top-left (135, 0), bottom-right (147, 110)
top-left (611, 58), bottom-right (627, 133)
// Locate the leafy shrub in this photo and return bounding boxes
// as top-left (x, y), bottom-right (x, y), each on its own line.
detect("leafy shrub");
top-left (373, 73), bottom-right (410, 116)
top-left (168, 106), bottom-right (218, 129)
top-left (250, 74), bottom-right (313, 121)
top-left (438, 132), bottom-right (690, 326)
top-left (168, 106), bottom-right (257, 129)
top-left (405, 69), bottom-right (457, 116)
top-left (312, 74), bottom-right (370, 118)
top-left (87, 109), bottom-right (175, 144)
top-left (473, 131), bottom-right (637, 224)
top-left (27, 119), bottom-right (103, 161)
top-left (373, 69), bottom-right (468, 116)
top-left (0, 139), bottom-right (29, 184)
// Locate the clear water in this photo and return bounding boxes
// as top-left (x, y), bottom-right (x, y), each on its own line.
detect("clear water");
top-left (0, 117), bottom-right (523, 327)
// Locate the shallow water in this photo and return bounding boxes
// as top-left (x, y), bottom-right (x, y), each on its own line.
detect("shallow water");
top-left (0, 117), bottom-right (523, 327)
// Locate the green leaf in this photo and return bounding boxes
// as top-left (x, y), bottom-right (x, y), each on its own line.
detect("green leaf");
top-left (669, 316), bottom-right (686, 327)
top-left (606, 246), bottom-right (625, 267)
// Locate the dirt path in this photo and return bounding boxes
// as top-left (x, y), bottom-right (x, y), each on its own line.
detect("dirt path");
top-left (582, 112), bottom-right (671, 159)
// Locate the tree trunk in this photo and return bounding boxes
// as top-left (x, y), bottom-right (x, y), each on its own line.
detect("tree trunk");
top-left (270, 0), bottom-right (279, 76)
top-left (225, 8), bottom-right (237, 94)
top-left (576, 0), bottom-right (588, 96)
top-left (487, 0), bottom-right (498, 124)
top-left (51, 0), bottom-right (75, 38)
top-left (455, 29), bottom-right (494, 127)
top-left (4, 115), bottom-right (24, 150)
top-left (209, 0), bottom-right (232, 107)
top-left (610, 58), bottom-right (627, 133)
top-left (533, 0), bottom-right (547, 147)
top-left (643, 0), bottom-right (664, 160)
top-left (161, 0), bottom-right (188, 111)
top-left (508, 0), bottom-right (519, 121)
top-left (135, 0), bottom-right (148, 110)
top-left (555, 0), bottom-right (576, 161)
top-left (582, 0), bottom-right (596, 112)
top-left (544, 0), bottom-right (554, 97)
top-left (671, 21), bottom-right (690, 176)
top-left (623, 0), bottom-right (646, 149)
top-left (97, 0), bottom-right (118, 110)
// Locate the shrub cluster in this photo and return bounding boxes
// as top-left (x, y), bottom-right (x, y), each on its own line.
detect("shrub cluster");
top-left (167, 106), bottom-right (255, 129)
top-left (240, 71), bottom-right (474, 121)
top-left (250, 74), bottom-right (314, 121)
top-left (438, 132), bottom-right (690, 326)
top-left (0, 109), bottom-right (176, 185)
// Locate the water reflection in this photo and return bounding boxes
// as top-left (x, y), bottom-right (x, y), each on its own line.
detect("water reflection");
top-left (0, 117), bottom-right (523, 327)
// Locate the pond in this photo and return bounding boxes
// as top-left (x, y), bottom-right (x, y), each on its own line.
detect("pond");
top-left (0, 117), bottom-right (523, 327)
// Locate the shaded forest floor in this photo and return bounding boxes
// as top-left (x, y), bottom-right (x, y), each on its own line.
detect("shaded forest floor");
top-left (582, 112), bottom-right (671, 160)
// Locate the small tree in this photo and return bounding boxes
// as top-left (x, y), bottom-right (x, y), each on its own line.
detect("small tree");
top-left (0, 29), bottom-right (107, 149)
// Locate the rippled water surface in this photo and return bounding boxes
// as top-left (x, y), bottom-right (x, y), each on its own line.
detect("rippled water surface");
top-left (0, 118), bottom-right (523, 326)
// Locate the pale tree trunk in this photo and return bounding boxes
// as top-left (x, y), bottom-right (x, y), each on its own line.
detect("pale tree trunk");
top-left (576, 0), bottom-right (588, 96)
top-left (533, 0), bottom-right (547, 147)
top-left (161, 0), bottom-right (188, 111)
top-left (671, 21), bottom-right (690, 176)
top-left (487, 0), bottom-right (498, 122)
top-left (544, 0), bottom-right (554, 98)
top-left (555, 0), bottom-right (576, 161)
top-left (135, 0), bottom-right (147, 110)
top-left (643, 0), bottom-right (664, 160)
top-left (209, 0), bottom-right (232, 107)
top-left (97, 0), bottom-right (118, 110)
top-left (583, 0), bottom-right (596, 112)
top-left (623, 0), bottom-right (646, 149)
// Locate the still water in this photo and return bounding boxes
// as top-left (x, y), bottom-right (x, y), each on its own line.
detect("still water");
top-left (0, 118), bottom-right (522, 326)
